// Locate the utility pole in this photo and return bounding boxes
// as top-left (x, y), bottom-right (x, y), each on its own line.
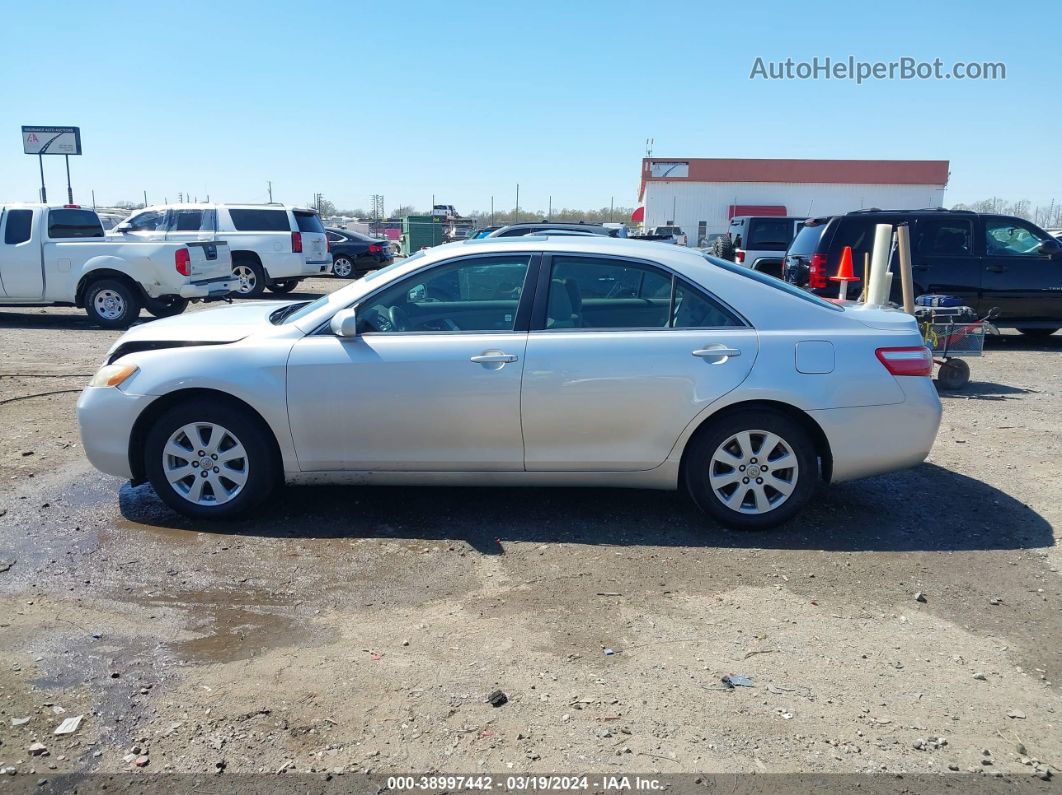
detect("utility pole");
top-left (267, 180), bottom-right (273, 202)
top-left (548, 196), bottom-right (552, 220)
top-left (490, 196), bottom-right (494, 226)
top-left (610, 196), bottom-right (614, 223)
top-left (91, 190), bottom-right (96, 210)
top-left (515, 184), bottom-right (519, 224)
top-left (143, 190), bottom-right (148, 208)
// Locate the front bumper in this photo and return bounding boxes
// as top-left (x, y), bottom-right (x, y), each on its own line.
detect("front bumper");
top-left (810, 378), bottom-right (942, 483)
top-left (179, 278), bottom-right (239, 299)
top-left (76, 387), bottom-right (157, 480)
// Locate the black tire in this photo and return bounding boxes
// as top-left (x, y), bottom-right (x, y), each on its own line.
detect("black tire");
top-left (1017, 327), bottom-right (1059, 338)
top-left (332, 256), bottom-right (356, 279)
top-left (267, 279), bottom-right (299, 294)
top-left (143, 295), bottom-right (189, 318)
top-left (935, 358), bottom-right (970, 390)
top-left (684, 409), bottom-right (818, 531)
top-left (83, 278), bottom-right (141, 329)
top-left (231, 257), bottom-right (266, 298)
top-left (144, 398), bottom-right (278, 520)
top-left (712, 237), bottom-right (736, 261)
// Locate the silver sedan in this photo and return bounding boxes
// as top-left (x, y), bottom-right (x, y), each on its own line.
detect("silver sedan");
top-left (77, 236), bottom-right (941, 530)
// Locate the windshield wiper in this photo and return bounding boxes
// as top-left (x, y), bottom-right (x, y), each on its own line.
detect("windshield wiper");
top-left (269, 302), bottom-right (310, 324)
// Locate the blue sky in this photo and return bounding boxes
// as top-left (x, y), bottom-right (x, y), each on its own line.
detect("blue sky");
top-left (1, 0), bottom-right (1058, 214)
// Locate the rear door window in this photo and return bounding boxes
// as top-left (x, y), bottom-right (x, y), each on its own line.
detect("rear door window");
top-left (914, 218), bottom-right (975, 255)
top-left (294, 211), bottom-right (325, 234)
top-left (47, 208), bottom-right (104, 238)
top-left (3, 209), bottom-right (33, 245)
top-left (168, 208), bottom-right (217, 232)
top-left (228, 209), bottom-right (290, 232)
top-left (747, 218), bottom-right (796, 251)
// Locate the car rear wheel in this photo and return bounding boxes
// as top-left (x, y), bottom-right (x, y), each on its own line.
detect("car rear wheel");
top-left (267, 279), bottom-right (299, 294)
top-left (84, 278), bottom-right (141, 329)
top-left (332, 256), bottom-right (356, 278)
top-left (143, 295), bottom-right (189, 318)
top-left (684, 410), bottom-right (817, 531)
top-left (144, 399), bottom-right (278, 519)
top-left (232, 258), bottom-right (266, 298)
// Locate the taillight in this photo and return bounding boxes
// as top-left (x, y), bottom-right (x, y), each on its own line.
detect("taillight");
top-left (808, 253), bottom-right (829, 288)
top-left (291, 231), bottom-right (303, 253)
top-left (369, 243), bottom-right (382, 253)
top-left (735, 250), bottom-right (745, 263)
top-left (876, 346), bottom-right (933, 377)
top-left (175, 248), bottom-right (190, 277)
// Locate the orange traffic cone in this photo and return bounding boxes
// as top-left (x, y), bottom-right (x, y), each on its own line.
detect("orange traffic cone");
top-left (829, 245), bottom-right (860, 299)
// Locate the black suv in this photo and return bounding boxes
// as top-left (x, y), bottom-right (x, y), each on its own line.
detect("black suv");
top-left (486, 222), bottom-right (621, 238)
top-left (783, 209), bottom-right (1062, 335)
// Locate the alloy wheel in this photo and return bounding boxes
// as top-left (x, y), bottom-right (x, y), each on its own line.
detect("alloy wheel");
top-left (708, 429), bottom-right (799, 515)
top-left (233, 264), bottom-right (257, 294)
top-left (162, 422), bottom-right (249, 506)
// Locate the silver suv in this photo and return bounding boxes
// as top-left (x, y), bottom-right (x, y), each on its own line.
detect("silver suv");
top-left (110, 203), bottom-right (330, 297)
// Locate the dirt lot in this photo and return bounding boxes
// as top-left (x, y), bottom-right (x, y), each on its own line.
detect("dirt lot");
top-left (0, 279), bottom-right (1059, 785)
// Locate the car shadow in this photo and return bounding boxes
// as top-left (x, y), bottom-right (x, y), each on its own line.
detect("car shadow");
top-left (938, 381), bottom-right (1037, 400)
top-left (117, 463), bottom-right (1053, 555)
top-left (984, 332), bottom-right (1061, 353)
top-left (0, 310), bottom-right (117, 332)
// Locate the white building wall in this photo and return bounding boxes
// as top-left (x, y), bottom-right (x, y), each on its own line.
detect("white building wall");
top-left (643, 181), bottom-right (947, 246)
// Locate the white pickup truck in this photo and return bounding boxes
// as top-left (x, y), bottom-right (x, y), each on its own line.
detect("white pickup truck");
top-left (0, 204), bottom-right (236, 328)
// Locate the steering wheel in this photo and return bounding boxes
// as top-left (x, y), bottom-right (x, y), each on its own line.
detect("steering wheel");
top-left (388, 305), bottom-right (410, 332)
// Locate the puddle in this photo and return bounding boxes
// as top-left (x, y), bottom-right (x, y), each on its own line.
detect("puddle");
top-left (124, 590), bottom-right (312, 666)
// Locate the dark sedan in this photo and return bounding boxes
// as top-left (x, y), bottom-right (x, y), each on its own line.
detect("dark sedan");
top-left (326, 227), bottom-right (394, 278)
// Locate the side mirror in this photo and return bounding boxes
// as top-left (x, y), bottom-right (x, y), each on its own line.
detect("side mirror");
top-left (115, 222), bottom-right (133, 232)
top-left (330, 308), bottom-right (358, 338)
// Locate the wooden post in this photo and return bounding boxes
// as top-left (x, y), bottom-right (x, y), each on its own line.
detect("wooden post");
top-left (862, 253), bottom-right (870, 302)
top-left (896, 222), bottom-right (916, 314)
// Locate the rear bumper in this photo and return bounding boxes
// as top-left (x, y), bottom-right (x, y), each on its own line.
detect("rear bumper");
top-left (810, 378), bottom-right (942, 483)
top-left (179, 277), bottom-right (238, 299)
top-left (76, 387), bottom-right (157, 480)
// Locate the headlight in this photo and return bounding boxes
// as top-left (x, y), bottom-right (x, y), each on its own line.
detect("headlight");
top-left (89, 364), bottom-right (139, 388)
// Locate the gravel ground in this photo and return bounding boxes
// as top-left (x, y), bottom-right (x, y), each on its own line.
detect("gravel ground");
top-left (0, 280), bottom-right (1059, 785)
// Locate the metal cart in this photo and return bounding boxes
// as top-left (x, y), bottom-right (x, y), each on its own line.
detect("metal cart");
top-left (916, 306), bottom-right (996, 390)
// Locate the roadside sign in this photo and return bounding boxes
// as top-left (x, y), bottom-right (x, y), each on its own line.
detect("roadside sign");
top-left (22, 126), bottom-right (82, 156)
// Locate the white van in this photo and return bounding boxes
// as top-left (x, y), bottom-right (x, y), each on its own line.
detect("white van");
top-left (111, 203), bottom-right (330, 297)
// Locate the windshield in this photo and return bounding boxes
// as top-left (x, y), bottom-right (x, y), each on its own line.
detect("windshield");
top-left (787, 222), bottom-right (827, 258)
top-left (704, 254), bottom-right (843, 312)
top-left (272, 251), bottom-right (427, 325)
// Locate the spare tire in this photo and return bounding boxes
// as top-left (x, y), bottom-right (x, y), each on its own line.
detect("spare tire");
top-left (712, 236), bottom-right (736, 261)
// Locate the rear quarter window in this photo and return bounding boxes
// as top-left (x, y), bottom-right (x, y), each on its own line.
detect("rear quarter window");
top-left (228, 209), bottom-right (291, 232)
top-left (47, 209), bottom-right (104, 238)
top-left (294, 211), bottom-right (325, 234)
top-left (747, 218), bottom-right (797, 251)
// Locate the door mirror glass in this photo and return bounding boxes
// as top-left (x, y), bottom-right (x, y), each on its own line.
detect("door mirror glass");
top-left (330, 308), bottom-right (358, 337)
top-left (115, 221), bottom-right (132, 232)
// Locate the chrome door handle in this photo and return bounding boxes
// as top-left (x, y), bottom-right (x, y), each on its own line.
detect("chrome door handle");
top-left (470, 352), bottom-right (518, 364)
top-left (693, 346), bottom-right (741, 359)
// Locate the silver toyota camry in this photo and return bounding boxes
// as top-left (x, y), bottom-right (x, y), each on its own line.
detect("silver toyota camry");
top-left (77, 236), bottom-right (941, 530)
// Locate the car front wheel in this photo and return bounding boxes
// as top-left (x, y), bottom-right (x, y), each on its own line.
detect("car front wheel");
top-left (144, 399), bottom-right (278, 519)
top-left (684, 410), bottom-right (817, 530)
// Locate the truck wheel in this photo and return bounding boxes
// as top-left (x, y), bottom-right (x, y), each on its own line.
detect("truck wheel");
top-left (143, 295), bottom-right (189, 318)
top-left (684, 409), bottom-right (817, 531)
top-left (267, 280), bottom-right (299, 294)
top-left (84, 278), bottom-right (141, 329)
top-left (712, 237), bottom-right (736, 261)
top-left (232, 258), bottom-right (266, 298)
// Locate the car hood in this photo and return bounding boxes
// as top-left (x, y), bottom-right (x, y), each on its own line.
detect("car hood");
top-left (114, 301), bottom-right (293, 345)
